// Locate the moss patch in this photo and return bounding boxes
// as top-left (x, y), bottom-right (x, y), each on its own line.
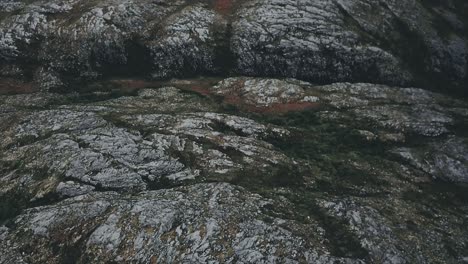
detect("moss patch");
top-left (0, 188), bottom-right (29, 226)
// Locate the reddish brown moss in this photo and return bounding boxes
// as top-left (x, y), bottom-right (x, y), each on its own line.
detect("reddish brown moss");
top-left (214, 0), bottom-right (234, 15)
top-left (0, 78), bottom-right (38, 95)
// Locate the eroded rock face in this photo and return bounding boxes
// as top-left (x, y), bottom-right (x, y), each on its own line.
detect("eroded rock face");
top-left (0, 77), bottom-right (467, 263)
top-left (0, 0), bottom-right (467, 93)
top-left (0, 92), bottom-right (293, 202)
top-left (393, 137), bottom-right (468, 183)
top-left (1, 183), bottom-right (361, 264)
top-left (231, 0), bottom-right (409, 85)
top-left (1, 0), bottom-right (467, 262)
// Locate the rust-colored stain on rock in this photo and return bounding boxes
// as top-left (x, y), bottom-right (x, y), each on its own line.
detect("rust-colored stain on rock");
top-left (214, 0), bottom-right (234, 15)
top-left (0, 79), bottom-right (38, 95)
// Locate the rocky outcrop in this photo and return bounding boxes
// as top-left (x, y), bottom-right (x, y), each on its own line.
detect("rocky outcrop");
top-left (1, 0), bottom-right (467, 262)
top-left (1, 183), bottom-right (363, 264)
top-left (0, 90), bottom-right (292, 202)
top-left (1, 77), bottom-right (467, 263)
top-left (1, 0), bottom-right (467, 94)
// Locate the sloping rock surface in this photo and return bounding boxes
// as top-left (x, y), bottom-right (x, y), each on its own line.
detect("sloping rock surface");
top-left (1, 77), bottom-right (467, 263)
top-left (0, 0), bottom-right (467, 94)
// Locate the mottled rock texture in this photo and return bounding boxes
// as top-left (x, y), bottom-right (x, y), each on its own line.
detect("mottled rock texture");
top-left (1, 78), bottom-right (467, 263)
top-left (0, 0), bottom-right (467, 94)
top-left (1, 0), bottom-right (468, 263)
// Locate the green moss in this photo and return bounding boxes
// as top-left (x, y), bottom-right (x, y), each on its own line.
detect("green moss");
top-left (208, 109), bottom-right (395, 198)
top-left (251, 110), bottom-right (385, 156)
top-left (403, 180), bottom-right (468, 210)
top-left (255, 110), bottom-right (387, 167)
top-left (449, 116), bottom-right (468, 138)
top-left (299, 202), bottom-right (369, 259)
top-left (260, 189), bottom-right (369, 259)
top-left (0, 189), bottom-right (29, 226)
top-left (144, 176), bottom-right (180, 191)
top-left (230, 164), bottom-right (304, 190)
top-left (30, 166), bottom-right (51, 180)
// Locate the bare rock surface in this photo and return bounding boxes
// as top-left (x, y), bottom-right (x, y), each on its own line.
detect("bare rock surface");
top-left (1, 0), bottom-right (468, 263)
top-left (0, 0), bottom-right (467, 93)
top-left (1, 183), bottom-right (360, 264)
top-left (1, 77), bottom-right (467, 263)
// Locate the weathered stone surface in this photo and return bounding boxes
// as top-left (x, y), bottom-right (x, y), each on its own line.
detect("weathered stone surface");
top-left (1, 0), bottom-right (468, 262)
top-left (313, 82), bottom-right (463, 138)
top-left (393, 137), bottom-right (468, 183)
top-left (321, 199), bottom-right (408, 264)
top-left (203, 77), bottom-right (467, 141)
top-left (0, 78), bottom-right (467, 263)
top-left (1, 0), bottom-right (467, 93)
top-left (0, 183), bottom-right (363, 264)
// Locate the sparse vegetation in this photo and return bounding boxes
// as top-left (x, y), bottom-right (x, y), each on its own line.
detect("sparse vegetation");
top-left (0, 0), bottom-right (467, 260)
